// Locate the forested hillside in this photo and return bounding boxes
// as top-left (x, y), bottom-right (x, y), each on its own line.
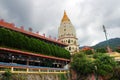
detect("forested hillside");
top-left (93, 38), bottom-right (120, 49)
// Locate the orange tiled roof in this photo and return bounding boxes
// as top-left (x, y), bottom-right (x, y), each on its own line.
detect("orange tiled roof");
top-left (82, 46), bottom-right (92, 51)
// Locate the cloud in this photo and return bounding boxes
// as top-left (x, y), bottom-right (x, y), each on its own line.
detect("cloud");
top-left (75, 0), bottom-right (120, 46)
top-left (0, 0), bottom-right (120, 46)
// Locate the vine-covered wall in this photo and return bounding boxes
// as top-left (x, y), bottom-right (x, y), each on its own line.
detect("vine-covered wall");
top-left (0, 28), bottom-right (70, 59)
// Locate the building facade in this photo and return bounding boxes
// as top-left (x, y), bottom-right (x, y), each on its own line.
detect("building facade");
top-left (0, 19), bottom-right (70, 68)
top-left (58, 11), bottom-right (79, 54)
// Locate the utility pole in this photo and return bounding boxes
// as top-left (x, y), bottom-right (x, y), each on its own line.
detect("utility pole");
top-left (103, 25), bottom-right (111, 53)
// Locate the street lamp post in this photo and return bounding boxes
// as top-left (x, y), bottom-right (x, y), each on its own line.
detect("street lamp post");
top-left (103, 25), bottom-right (111, 53)
top-left (95, 66), bottom-right (98, 80)
top-left (12, 56), bottom-right (14, 63)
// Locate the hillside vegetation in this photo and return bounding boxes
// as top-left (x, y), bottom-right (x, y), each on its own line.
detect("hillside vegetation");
top-left (93, 38), bottom-right (120, 49)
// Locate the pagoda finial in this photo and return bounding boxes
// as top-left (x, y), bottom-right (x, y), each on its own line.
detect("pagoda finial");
top-left (64, 10), bottom-right (66, 15)
top-left (62, 11), bottom-right (70, 22)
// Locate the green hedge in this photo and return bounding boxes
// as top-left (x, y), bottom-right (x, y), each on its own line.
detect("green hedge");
top-left (0, 28), bottom-right (70, 59)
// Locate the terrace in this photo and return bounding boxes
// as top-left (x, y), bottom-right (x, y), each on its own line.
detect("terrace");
top-left (0, 47), bottom-right (70, 68)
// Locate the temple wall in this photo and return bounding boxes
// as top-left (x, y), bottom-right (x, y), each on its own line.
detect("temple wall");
top-left (0, 73), bottom-right (70, 80)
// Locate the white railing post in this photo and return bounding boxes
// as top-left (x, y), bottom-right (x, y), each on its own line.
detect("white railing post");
top-left (11, 67), bottom-right (13, 72)
top-left (47, 69), bottom-right (49, 73)
top-left (39, 69), bottom-right (41, 72)
top-left (27, 68), bottom-right (29, 73)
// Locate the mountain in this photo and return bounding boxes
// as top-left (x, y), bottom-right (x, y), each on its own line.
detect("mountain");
top-left (93, 38), bottom-right (120, 49)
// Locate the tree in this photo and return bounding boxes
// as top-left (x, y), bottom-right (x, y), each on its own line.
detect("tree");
top-left (110, 66), bottom-right (120, 80)
top-left (115, 47), bottom-right (120, 53)
top-left (70, 52), bottom-right (93, 80)
top-left (96, 48), bottom-right (107, 53)
top-left (93, 53), bottom-right (117, 79)
top-left (82, 50), bottom-right (93, 55)
top-left (70, 52), bottom-right (117, 80)
top-left (2, 70), bottom-right (12, 80)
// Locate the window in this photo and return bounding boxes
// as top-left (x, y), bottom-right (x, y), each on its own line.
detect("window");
top-left (66, 40), bottom-right (67, 42)
top-left (74, 41), bottom-right (76, 44)
top-left (68, 39), bottom-right (70, 43)
top-left (69, 47), bottom-right (71, 50)
top-left (64, 29), bottom-right (66, 31)
top-left (72, 47), bottom-right (74, 50)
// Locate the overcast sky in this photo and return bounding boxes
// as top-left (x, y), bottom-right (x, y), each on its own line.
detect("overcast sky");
top-left (0, 0), bottom-right (120, 46)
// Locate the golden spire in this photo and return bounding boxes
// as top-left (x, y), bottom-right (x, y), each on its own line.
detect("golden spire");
top-left (61, 11), bottom-right (70, 22)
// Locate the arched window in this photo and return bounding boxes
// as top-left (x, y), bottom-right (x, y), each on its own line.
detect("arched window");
top-left (71, 40), bottom-right (73, 42)
top-left (69, 47), bottom-right (71, 50)
top-left (64, 29), bottom-right (66, 31)
top-left (74, 41), bottom-right (76, 44)
top-left (66, 40), bottom-right (67, 42)
top-left (68, 39), bottom-right (70, 43)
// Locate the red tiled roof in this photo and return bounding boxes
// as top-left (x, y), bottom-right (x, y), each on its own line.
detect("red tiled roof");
top-left (0, 47), bottom-right (70, 62)
top-left (82, 46), bottom-right (92, 51)
top-left (0, 20), bottom-right (67, 46)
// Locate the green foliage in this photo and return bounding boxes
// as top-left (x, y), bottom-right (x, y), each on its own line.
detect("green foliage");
top-left (93, 38), bottom-right (120, 49)
top-left (110, 66), bottom-right (120, 80)
top-left (95, 48), bottom-right (107, 53)
top-left (71, 53), bottom-right (93, 77)
top-left (0, 28), bottom-right (70, 59)
top-left (93, 53), bottom-right (117, 79)
top-left (2, 70), bottom-right (12, 80)
top-left (59, 74), bottom-right (67, 80)
top-left (71, 52), bottom-right (117, 79)
top-left (82, 50), bottom-right (93, 55)
top-left (115, 48), bottom-right (120, 53)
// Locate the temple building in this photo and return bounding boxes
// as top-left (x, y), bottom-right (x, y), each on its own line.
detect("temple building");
top-left (58, 11), bottom-right (79, 54)
top-left (0, 19), bottom-right (70, 71)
